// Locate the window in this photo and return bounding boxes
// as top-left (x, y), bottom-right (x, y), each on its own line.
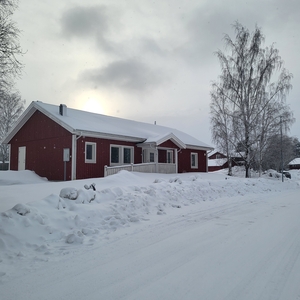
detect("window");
top-left (167, 150), bottom-right (173, 163)
top-left (191, 152), bottom-right (198, 169)
top-left (149, 152), bottom-right (155, 163)
top-left (111, 147), bottom-right (120, 163)
top-left (123, 148), bottom-right (132, 164)
top-left (110, 145), bottom-right (134, 165)
top-left (85, 142), bottom-right (96, 163)
top-left (142, 149), bottom-right (155, 163)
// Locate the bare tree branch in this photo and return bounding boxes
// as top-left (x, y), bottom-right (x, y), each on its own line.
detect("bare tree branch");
top-left (210, 22), bottom-right (294, 178)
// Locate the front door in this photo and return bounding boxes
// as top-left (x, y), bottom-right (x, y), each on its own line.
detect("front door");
top-left (18, 146), bottom-right (26, 170)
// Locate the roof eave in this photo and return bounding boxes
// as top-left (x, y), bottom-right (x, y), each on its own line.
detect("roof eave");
top-left (2, 102), bottom-right (37, 144)
top-left (73, 130), bottom-right (145, 143)
top-left (186, 144), bottom-right (214, 151)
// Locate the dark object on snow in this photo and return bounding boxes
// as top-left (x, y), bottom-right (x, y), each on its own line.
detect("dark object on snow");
top-left (282, 171), bottom-right (291, 179)
top-left (84, 183), bottom-right (96, 191)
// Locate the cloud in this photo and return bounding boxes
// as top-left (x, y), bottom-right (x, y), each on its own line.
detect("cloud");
top-left (174, 1), bottom-right (280, 65)
top-left (79, 59), bottom-right (164, 92)
top-left (61, 5), bottom-right (108, 38)
top-left (60, 5), bottom-right (118, 53)
top-left (139, 38), bottom-right (166, 57)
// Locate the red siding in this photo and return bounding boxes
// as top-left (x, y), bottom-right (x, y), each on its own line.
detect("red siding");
top-left (178, 149), bottom-right (207, 173)
top-left (75, 137), bottom-right (142, 179)
top-left (158, 149), bottom-right (166, 163)
top-left (9, 111), bottom-right (72, 180)
top-left (208, 166), bottom-right (223, 172)
top-left (208, 160), bottom-right (229, 172)
top-left (159, 140), bottom-right (179, 149)
top-left (157, 141), bottom-right (179, 163)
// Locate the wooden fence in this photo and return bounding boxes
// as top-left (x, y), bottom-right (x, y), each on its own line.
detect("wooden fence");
top-left (104, 163), bottom-right (176, 177)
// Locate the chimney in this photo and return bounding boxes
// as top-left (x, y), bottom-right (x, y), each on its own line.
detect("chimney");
top-left (59, 104), bottom-right (67, 116)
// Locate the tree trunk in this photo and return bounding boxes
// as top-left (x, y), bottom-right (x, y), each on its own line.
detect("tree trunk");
top-left (227, 156), bottom-right (232, 176)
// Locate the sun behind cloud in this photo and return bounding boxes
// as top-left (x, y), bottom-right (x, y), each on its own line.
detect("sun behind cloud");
top-left (81, 96), bottom-right (105, 115)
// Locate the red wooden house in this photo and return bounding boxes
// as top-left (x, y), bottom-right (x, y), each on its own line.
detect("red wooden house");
top-left (3, 101), bottom-right (213, 181)
top-left (208, 150), bottom-right (246, 172)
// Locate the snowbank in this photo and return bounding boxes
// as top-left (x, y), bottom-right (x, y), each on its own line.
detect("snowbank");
top-left (0, 169), bottom-right (299, 278)
top-left (0, 170), bottom-right (48, 186)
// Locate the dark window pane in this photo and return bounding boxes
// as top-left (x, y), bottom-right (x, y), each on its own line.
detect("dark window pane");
top-left (86, 144), bottom-right (93, 160)
top-left (167, 151), bottom-right (172, 163)
top-left (150, 152), bottom-right (154, 162)
top-left (191, 154), bottom-right (195, 166)
top-left (124, 148), bottom-right (131, 164)
top-left (111, 147), bottom-right (119, 163)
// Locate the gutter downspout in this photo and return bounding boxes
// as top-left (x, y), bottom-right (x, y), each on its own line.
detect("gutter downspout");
top-left (71, 132), bottom-right (82, 180)
top-left (155, 145), bottom-right (158, 173)
top-left (175, 148), bottom-right (182, 174)
top-left (8, 144), bottom-right (11, 170)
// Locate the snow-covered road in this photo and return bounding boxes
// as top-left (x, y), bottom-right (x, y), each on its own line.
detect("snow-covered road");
top-left (2, 188), bottom-right (300, 300)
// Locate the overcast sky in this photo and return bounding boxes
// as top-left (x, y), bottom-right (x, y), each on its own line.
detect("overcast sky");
top-left (12, 0), bottom-right (300, 145)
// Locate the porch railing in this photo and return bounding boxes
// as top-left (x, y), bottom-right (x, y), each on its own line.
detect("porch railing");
top-left (104, 163), bottom-right (176, 177)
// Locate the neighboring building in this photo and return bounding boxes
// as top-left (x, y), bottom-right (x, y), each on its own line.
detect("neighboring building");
top-left (207, 150), bottom-right (245, 172)
top-left (2, 101), bottom-right (213, 181)
top-left (288, 158), bottom-right (300, 170)
top-left (208, 150), bottom-right (228, 172)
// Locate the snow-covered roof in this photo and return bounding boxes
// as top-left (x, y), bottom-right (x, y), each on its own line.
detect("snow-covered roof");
top-left (289, 158), bottom-right (300, 165)
top-left (3, 101), bottom-right (213, 150)
top-left (207, 149), bottom-right (225, 158)
top-left (207, 158), bottom-right (227, 167)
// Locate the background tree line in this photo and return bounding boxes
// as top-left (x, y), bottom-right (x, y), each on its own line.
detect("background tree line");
top-left (0, 0), bottom-right (24, 165)
top-left (210, 22), bottom-right (297, 177)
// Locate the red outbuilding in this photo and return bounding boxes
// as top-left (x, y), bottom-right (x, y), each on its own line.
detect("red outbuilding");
top-left (3, 101), bottom-right (213, 181)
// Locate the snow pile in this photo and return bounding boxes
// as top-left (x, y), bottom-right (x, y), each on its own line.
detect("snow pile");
top-left (0, 169), bottom-right (299, 273)
top-left (0, 170), bottom-right (48, 186)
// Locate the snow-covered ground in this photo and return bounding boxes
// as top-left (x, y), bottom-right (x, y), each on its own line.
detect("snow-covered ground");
top-left (1, 168), bottom-right (300, 300)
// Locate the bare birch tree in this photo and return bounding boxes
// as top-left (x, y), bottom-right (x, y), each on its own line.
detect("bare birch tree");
top-left (210, 84), bottom-right (235, 176)
top-left (0, 90), bottom-right (24, 163)
top-left (0, 0), bottom-right (22, 88)
top-left (210, 22), bottom-right (293, 178)
top-left (262, 134), bottom-right (297, 171)
top-left (0, 0), bottom-right (24, 164)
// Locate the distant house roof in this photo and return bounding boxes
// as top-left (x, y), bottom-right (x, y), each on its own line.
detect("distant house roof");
top-left (207, 158), bottom-right (227, 167)
top-left (208, 149), bottom-right (226, 158)
top-left (289, 158), bottom-right (300, 165)
top-left (3, 101), bottom-right (213, 151)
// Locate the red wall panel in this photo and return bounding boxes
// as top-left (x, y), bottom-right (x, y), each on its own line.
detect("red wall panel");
top-left (75, 137), bottom-right (143, 179)
top-left (178, 149), bottom-right (207, 173)
top-left (159, 140), bottom-right (179, 149)
top-left (9, 111), bottom-right (73, 180)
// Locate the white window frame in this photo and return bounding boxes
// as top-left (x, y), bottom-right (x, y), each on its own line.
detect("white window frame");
top-left (142, 149), bottom-right (155, 163)
top-left (149, 152), bottom-right (155, 163)
top-left (110, 145), bottom-right (134, 165)
top-left (85, 142), bottom-right (96, 163)
top-left (167, 150), bottom-right (173, 164)
top-left (191, 152), bottom-right (198, 169)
